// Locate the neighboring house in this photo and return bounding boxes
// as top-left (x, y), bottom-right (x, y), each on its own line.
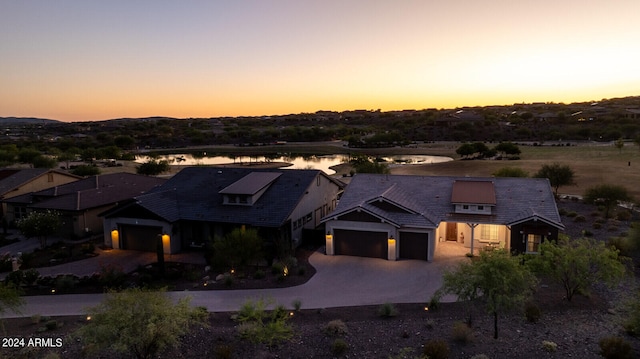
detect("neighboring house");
top-left (4, 173), bottom-right (165, 238)
top-left (0, 168), bottom-right (80, 223)
top-left (322, 174), bottom-right (563, 262)
top-left (101, 167), bottom-right (344, 255)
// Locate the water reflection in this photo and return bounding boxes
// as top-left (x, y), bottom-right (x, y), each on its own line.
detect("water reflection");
top-left (135, 154), bottom-right (452, 175)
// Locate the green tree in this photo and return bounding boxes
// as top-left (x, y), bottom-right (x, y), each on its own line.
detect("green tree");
top-left (614, 138), bottom-right (625, 153)
top-left (16, 210), bottom-right (61, 248)
top-left (136, 159), bottom-right (170, 176)
top-left (75, 288), bottom-right (208, 359)
top-left (57, 151), bottom-right (77, 169)
top-left (494, 142), bottom-right (521, 158)
top-left (436, 250), bottom-right (537, 339)
top-left (17, 147), bottom-right (41, 164)
top-left (492, 167), bottom-right (528, 177)
top-left (584, 184), bottom-right (632, 218)
top-left (349, 155), bottom-right (390, 174)
top-left (31, 155), bottom-right (57, 168)
top-left (71, 165), bottom-right (101, 177)
top-left (526, 236), bottom-right (626, 302)
top-left (212, 227), bottom-right (263, 269)
top-left (0, 283), bottom-right (24, 332)
top-left (534, 162), bottom-right (576, 196)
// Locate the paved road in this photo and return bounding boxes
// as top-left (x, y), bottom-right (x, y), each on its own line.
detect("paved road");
top-left (2, 247), bottom-right (464, 318)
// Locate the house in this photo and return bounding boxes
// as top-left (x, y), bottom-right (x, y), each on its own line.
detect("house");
top-left (3, 173), bottom-right (165, 238)
top-left (0, 168), bottom-right (80, 224)
top-left (101, 167), bottom-right (344, 255)
top-left (322, 174), bottom-right (563, 261)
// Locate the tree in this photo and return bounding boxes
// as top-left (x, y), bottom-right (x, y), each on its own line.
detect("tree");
top-left (71, 165), bottom-right (101, 177)
top-left (614, 138), bottom-right (625, 153)
top-left (436, 250), bottom-right (537, 339)
top-left (455, 142), bottom-right (491, 159)
top-left (493, 142), bottom-right (521, 158)
top-left (584, 184), bottom-right (632, 218)
top-left (75, 288), bottom-right (208, 359)
top-left (526, 236), bottom-right (626, 302)
top-left (534, 163), bottom-right (576, 196)
top-left (16, 210), bottom-right (61, 248)
top-left (31, 155), bottom-right (57, 168)
top-left (136, 159), bottom-right (170, 176)
top-left (492, 167), bottom-right (528, 178)
top-left (349, 155), bottom-right (390, 174)
top-left (0, 283), bottom-right (24, 332)
top-left (212, 227), bottom-right (263, 269)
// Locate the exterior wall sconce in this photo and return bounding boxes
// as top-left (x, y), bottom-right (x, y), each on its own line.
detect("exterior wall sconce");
top-left (325, 231), bottom-right (334, 255)
top-left (387, 235), bottom-right (396, 261)
top-left (110, 229), bottom-right (119, 248)
top-left (161, 233), bottom-right (170, 253)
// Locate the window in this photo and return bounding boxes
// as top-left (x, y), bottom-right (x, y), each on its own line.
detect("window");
top-left (47, 173), bottom-right (54, 182)
top-left (228, 196), bottom-right (237, 204)
top-left (238, 195), bottom-right (248, 204)
top-left (527, 234), bottom-right (542, 253)
top-left (463, 205), bottom-right (469, 210)
top-left (480, 224), bottom-right (498, 242)
top-left (477, 205), bottom-right (484, 210)
top-left (305, 213), bottom-right (312, 222)
top-left (317, 176), bottom-right (321, 186)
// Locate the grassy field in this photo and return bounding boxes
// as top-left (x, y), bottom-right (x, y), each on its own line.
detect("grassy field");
top-left (392, 143), bottom-right (640, 201)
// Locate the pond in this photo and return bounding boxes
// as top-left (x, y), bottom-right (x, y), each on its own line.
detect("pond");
top-left (135, 153), bottom-right (452, 175)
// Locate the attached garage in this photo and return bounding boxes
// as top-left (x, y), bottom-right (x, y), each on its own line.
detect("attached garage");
top-left (399, 231), bottom-right (429, 261)
top-left (120, 225), bottom-right (162, 252)
top-left (333, 229), bottom-right (388, 259)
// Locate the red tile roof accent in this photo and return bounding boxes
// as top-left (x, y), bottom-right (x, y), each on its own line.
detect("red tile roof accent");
top-left (451, 180), bottom-right (496, 204)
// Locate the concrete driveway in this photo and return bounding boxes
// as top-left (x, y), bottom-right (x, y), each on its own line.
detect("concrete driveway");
top-left (3, 243), bottom-right (466, 318)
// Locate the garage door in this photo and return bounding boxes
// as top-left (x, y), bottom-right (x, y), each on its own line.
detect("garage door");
top-left (120, 225), bottom-right (162, 252)
top-left (399, 232), bottom-right (428, 260)
top-left (334, 229), bottom-right (387, 259)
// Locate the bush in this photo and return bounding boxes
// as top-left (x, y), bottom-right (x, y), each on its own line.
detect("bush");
top-left (599, 336), bottom-right (633, 359)
top-left (567, 211), bottom-right (578, 218)
top-left (253, 269), bottom-right (265, 279)
top-left (616, 210), bottom-right (632, 221)
top-left (558, 208), bottom-right (568, 216)
top-left (607, 237), bottom-right (634, 257)
top-left (4, 270), bottom-right (24, 287)
top-left (428, 295), bottom-right (441, 311)
top-left (23, 268), bottom-right (40, 285)
top-left (451, 321), bottom-right (473, 343)
top-left (377, 302), bottom-right (398, 318)
top-left (525, 302), bottom-right (541, 323)
top-left (44, 320), bottom-right (59, 330)
top-left (623, 294), bottom-right (640, 337)
top-left (30, 314), bottom-right (42, 324)
top-left (331, 338), bottom-right (348, 356)
top-left (292, 299), bottom-right (302, 312)
top-left (81, 242), bottom-right (95, 254)
top-left (542, 340), bottom-right (558, 352)
top-left (55, 275), bottom-right (77, 292)
top-left (271, 262), bottom-right (284, 275)
top-left (423, 339), bottom-right (450, 359)
top-left (223, 274), bottom-right (234, 287)
top-left (573, 215), bottom-right (586, 222)
top-left (213, 344), bottom-right (234, 359)
top-left (324, 319), bottom-right (348, 336)
top-left (593, 223), bottom-right (603, 229)
top-left (235, 299), bottom-right (293, 346)
top-left (98, 264), bottom-right (126, 289)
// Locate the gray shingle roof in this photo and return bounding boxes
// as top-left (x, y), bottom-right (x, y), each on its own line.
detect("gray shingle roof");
top-left (5, 173), bottom-right (165, 211)
top-left (325, 174), bottom-right (563, 229)
top-left (129, 167), bottom-right (328, 227)
top-left (0, 168), bottom-right (50, 196)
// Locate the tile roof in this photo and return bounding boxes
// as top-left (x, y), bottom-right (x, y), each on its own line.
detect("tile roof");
top-left (325, 174), bottom-right (563, 229)
top-left (219, 172), bottom-right (281, 195)
top-left (451, 180), bottom-right (496, 204)
top-left (5, 172), bottom-right (165, 211)
top-left (115, 167), bottom-right (336, 228)
top-left (0, 168), bottom-right (50, 196)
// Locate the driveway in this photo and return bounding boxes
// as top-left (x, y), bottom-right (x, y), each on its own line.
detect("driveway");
top-left (2, 243), bottom-right (466, 318)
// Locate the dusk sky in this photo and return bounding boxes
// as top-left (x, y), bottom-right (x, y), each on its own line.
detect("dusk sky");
top-left (2, 1), bottom-right (639, 122)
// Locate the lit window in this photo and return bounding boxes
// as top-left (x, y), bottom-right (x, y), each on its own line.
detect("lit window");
top-left (527, 234), bottom-right (542, 253)
top-left (480, 224), bottom-right (498, 242)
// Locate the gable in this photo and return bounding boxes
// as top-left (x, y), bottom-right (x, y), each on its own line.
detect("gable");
top-left (337, 210), bottom-right (383, 223)
top-left (369, 199), bottom-right (413, 214)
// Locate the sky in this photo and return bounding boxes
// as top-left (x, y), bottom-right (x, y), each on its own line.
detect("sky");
top-left (1, 1), bottom-right (640, 122)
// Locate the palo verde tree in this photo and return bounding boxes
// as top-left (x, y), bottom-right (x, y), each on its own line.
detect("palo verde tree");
top-left (16, 210), bottom-right (61, 248)
top-left (534, 162), bottom-right (576, 197)
top-left (583, 184), bottom-right (632, 219)
top-left (526, 236), bottom-right (627, 302)
top-left (436, 249), bottom-right (537, 339)
top-left (75, 288), bottom-right (208, 359)
top-left (136, 159), bottom-right (170, 176)
top-left (211, 227), bottom-right (263, 270)
top-left (493, 142), bottom-right (521, 159)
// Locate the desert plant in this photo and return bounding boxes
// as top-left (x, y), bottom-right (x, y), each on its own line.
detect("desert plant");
top-left (622, 291), bottom-right (640, 337)
top-left (22, 268), bottom-right (40, 286)
top-left (213, 344), bottom-right (234, 359)
top-left (324, 319), bottom-right (348, 336)
top-left (253, 269), bottom-right (265, 279)
top-left (598, 336), bottom-right (633, 359)
top-left (98, 263), bottom-right (126, 289)
top-left (542, 340), bottom-right (558, 352)
top-left (235, 298), bottom-right (293, 346)
top-left (223, 274), bottom-right (234, 287)
top-left (422, 338), bottom-right (450, 359)
top-left (331, 338), bottom-right (348, 356)
top-left (378, 302), bottom-right (398, 318)
top-left (292, 299), bottom-right (302, 312)
top-left (30, 314), bottom-right (42, 324)
top-left (573, 215), bottom-right (586, 222)
top-left (44, 319), bottom-right (59, 330)
top-left (55, 275), bottom-right (77, 292)
top-left (524, 302), bottom-right (541, 323)
top-left (451, 321), bottom-right (473, 343)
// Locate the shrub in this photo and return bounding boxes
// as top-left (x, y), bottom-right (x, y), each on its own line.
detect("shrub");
top-left (331, 338), bottom-right (348, 356)
top-left (599, 336), bottom-right (633, 359)
top-left (425, 319), bottom-right (436, 330)
top-left (451, 321), bottom-right (473, 343)
top-left (81, 242), bottom-right (95, 254)
top-left (558, 208), bottom-right (568, 216)
top-left (98, 264), bottom-right (126, 289)
top-left (23, 268), bottom-right (40, 285)
top-left (524, 302), bottom-right (541, 323)
top-left (4, 270), bottom-right (24, 287)
top-left (30, 314), bottom-right (42, 324)
top-left (252, 269), bottom-right (265, 279)
top-left (44, 320), bottom-right (59, 330)
top-left (324, 319), bottom-right (348, 336)
top-left (542, 340), bottom-right (558, 352)
top-left (593, 223), bottom-right (602, 229)
top-left (607, 237), bottom-right (634, 257)
top-left (567, 211), bottom-right (578, 218)
top-left (377, 302), bottom-right (398, 318)
top-left (271, 262), bottom-right (284, 275)
top-left (428, 295), bottom-right (440, 311)
top-left (423, 339), bottom-right (450, 359)
top-left (55, 275), bottom-right (77, 292)
top-left (573, 215), bottom-right (586, 222)
top-left (623, 294), bottom-right (640, 337)
top-left (616, 210), bottom-right (632, 221)
top-left (292, 299), bottom-right (302, 312)
top-left (235, 299), bottom-right (293, 346)
top-left (223, 274), bottom-right (234, 287)
top-left (582, 230), bottom-right (593, 237)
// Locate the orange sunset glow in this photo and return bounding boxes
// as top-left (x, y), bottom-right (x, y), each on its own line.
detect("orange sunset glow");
top-left (1, 1), bottom-right (639, 122)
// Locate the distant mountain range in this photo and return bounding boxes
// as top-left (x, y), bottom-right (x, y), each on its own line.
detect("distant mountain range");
top-left (0, 117), bottom-right (61, 124)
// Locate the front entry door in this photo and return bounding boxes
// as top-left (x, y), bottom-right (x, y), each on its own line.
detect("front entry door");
top-left (446, 222), bottom-right (458, 241)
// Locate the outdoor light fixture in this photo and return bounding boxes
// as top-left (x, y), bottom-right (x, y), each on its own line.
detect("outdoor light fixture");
top-left (325, 231), bottom-right (334, 255)
top-left (110, 229), bottom-right (119, 248)
top-left (387, 235), bottom-right (396, 261)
